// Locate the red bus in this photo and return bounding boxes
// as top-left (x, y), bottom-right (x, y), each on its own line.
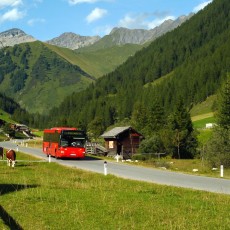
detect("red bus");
top-left (43, 127), bottom-right (87, 159)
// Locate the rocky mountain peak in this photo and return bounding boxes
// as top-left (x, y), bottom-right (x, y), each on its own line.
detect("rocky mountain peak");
top-left (1, 28), bottom-right (25, 37)
top-left (0, 28), bottom-right (36, 47)
top-left (46, 32), bottom-right (101, 50)
top-left (105, 14), bottom-right (194, 46)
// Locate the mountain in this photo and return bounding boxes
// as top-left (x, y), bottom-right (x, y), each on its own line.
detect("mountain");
top-left (41, 14), bottom-right (193, 51)
top-left (0, 37), bottom-right (142, 114)
top-left (0, 28), bottom-right (36, 48)
top-left (45, 0), bottom-right (230, 130)
top-left (77, 14), bottom-right (193, 52)
top-left (109, 14), bottom-right (194, 45)
top-left (0, 41), bottom-right (95, 114)
top-left (46, 32), bottom-right (101, 50)
top-left (148, 14), bottom-right (194, 41)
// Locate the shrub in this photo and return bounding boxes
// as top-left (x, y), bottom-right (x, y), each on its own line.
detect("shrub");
top-left (206, 127), bottom-right (230, 167)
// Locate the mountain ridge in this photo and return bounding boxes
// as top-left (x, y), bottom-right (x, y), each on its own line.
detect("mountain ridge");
top-left (0, 14), bottom-right (193, 50)
top-left (0, 28), bottom-right (36, 48)
top-left (45, 32), bottom-right (101, 50)
top-left (109, 14), bottom-right (194, 45)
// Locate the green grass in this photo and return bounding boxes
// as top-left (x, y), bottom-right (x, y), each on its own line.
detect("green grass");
top-left (0, 110), bottom-right (15, 124)
top-left (31, 130), bottom-right (43, 138)
top-left (46, 43), bottom-right (141, 79)
top-left (191, 112), bottom-right (216, 146)
top-left (144, 71), bottom-right (174, 88)
top-left (1, 152), bottom-right (230, 229)
top-left (190, 95), bottom-right (216, 116)
top-left (0, 133), bottom-right (8, 142)
top-left (193, 116), bottom-right (216, 129)
top-left (197, 129), bottom-right (213, 146)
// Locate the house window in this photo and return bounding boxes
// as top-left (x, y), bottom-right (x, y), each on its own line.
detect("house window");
top-left (109, 141), bottom-right (114, 149)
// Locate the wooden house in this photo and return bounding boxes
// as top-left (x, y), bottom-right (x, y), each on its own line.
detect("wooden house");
top-left (101, 126), bottom-right (144, 159)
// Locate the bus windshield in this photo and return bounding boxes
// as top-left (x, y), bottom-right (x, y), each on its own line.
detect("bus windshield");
top-left (60, 130), bottom-right (86, 148)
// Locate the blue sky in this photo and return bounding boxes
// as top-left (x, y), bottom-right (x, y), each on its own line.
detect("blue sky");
top-left (0, 0), bottom-right (213, 41)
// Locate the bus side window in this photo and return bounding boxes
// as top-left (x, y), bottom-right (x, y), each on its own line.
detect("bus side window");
top-left (61, 140), bottom-right (68, 147)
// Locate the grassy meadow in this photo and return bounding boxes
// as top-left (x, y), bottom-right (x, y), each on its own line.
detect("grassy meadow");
top-left (0, 110), bottom-right (15, 124)
top-left (1, 152), bottom-right (230, 230)
top-left (46, 43), bottom-right (141, 79)
top-left (192, 116), bottom-right (216, 129)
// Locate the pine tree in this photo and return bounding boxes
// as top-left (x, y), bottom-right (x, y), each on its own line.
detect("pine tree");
top-left (217, 76), bottom-right (230, 129)
top-left (131, 102), bottom-right (148, 134)
top-left (146, 100), bottom-right (165, 136)
top-left (206, 76), bottom-right (230, 168)
top-left (169, 98), bottom-right (197, 159)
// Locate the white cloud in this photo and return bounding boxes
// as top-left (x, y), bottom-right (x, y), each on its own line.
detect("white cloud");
top-left (0, 0), bottom-right (22, 9)
top-left (0, 8), bottom-right (24, 23)
top-left (147, 16), bottom-right (175, 29)
top-left (86, 7), bottom-right (107, 23)
top-left (193, 0), bottom-right (212, 13)
top-left (27, 18), bottom-right (45, 26)
top-left (118, 13), bottom-right (175, 30)
top-left (94, 24), bottom-right (113, 36)
top-left (68, 0), bottom-right (99, 5)
top-left (68, 0), bottom-right (113, 5)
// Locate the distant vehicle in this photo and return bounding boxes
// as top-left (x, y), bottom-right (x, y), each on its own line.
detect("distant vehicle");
top-left (43, 127), bottom-right (87, 159)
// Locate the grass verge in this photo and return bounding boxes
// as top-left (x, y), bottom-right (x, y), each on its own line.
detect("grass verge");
top-left (0, 152), bottom-right (230, 230)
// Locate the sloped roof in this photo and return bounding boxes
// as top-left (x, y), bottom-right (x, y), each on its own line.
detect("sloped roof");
top-left (101, 126), bottom-right (131, 138)
top-left (101, 126), bottom-right (144, 138)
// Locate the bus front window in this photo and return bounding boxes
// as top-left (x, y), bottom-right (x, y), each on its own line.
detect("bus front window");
top-left (71, 140), bottom-right (84, 147)
top-left (60, 137), bottom-right (85, 148)
top-left (61, 131), bottom-right (86, 148)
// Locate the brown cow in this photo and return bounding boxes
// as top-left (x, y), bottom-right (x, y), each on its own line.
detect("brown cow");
top-left (6, 149), bottom-right (16, 167)
top-left (0, 146), bottom-right (3, 160)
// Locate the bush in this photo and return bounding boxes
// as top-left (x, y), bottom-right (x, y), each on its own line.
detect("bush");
top-left (206, 127), bottom-right (230, 168)
top-left (138, 134), bottom-right (165, 154)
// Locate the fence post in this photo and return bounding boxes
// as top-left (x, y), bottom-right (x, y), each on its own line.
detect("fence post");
top-left (48, 155), bottom-right (51, 163)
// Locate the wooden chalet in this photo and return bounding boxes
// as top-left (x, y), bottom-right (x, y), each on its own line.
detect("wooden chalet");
top-left (101, 126), bottom-right (144, 159)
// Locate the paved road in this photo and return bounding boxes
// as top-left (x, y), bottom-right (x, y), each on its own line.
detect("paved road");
top-left (1, 140), bottom-right (230, 195)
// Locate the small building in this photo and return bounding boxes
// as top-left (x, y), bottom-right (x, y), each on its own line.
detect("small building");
top-left (205, 123), bottom-right (214, 129)
top-left (101, 126), bottom-right (144, 159)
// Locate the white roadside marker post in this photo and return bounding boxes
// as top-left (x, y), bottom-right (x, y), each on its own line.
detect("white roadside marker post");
top-left (104, 161), bottom-right (107, 176)
top-left (220, 165), bottom-right (224, 178)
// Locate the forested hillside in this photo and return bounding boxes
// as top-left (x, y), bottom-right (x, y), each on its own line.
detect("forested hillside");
top-left (0, 41), bottom-right (95, 114)
top-left (0, 40), bottom-right (142, 114)
top-left (46, 0), bottom-right (229, 131)
top-left (0, 93), bottom-right (30, 125)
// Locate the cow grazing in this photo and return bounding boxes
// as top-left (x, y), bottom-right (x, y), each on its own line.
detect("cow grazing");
top-left (0, 147), bottom-right (3, 160)
top-left (6, 149), bottom-right (16, 167)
